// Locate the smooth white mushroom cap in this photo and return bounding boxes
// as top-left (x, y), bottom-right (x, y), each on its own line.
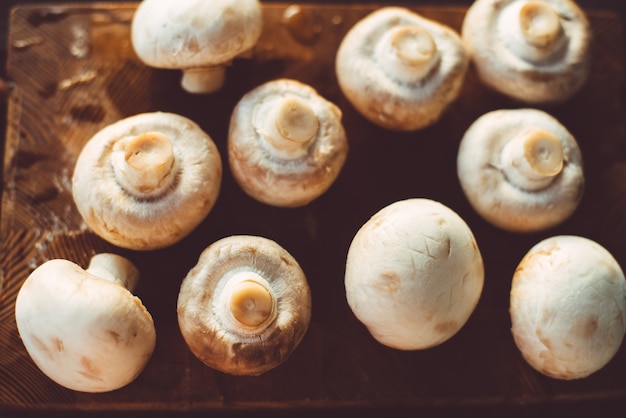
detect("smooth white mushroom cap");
top-left (457, 108), bottom-right (584, 233)
top-left (510, 235), bottom-right (626, 380)
top-left (461, 0), bottom-right (591, 104)
top-left (228, 78), bottom-right (348, 207)
top-left (72, 112), bottom-right (222, 250)
top-left (335, 7), bottom-right (469, 131)
top-left (15, 255), bottom-right (156, 393)
top-left (345, 198), bottom-right (484, 350)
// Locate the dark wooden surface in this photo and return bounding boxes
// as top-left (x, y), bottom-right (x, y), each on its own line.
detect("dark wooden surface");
top-left (1, 1), bottom-right (626, 417)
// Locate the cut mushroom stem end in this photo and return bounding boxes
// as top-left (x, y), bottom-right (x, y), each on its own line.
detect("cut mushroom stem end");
top-left (181, 66), bottom-right (226, 94)
top-left (85, 253), bottom-right (140, 292)
top-left (261, 96), bottom-right (319, 157)
top-left (221, 271), bottom-right (276, 329)
top-left (519, 1), bottom-right (562, 48)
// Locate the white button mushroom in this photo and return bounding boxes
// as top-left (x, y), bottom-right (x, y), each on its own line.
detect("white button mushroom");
top-left (177, 235), bottom-right (312, 376)
top-left (14, 253), bottom-right (156, 393)
top-left (72, 112), bottom-right (222, 250)
top-left (510, 235), bottom-right (626, 380)
top-left (461, 0), bottom-right (591, 104)
top-left (344, 198), bottom-right (484, 350)
top-left (335, 7), bottom-right (469, 131)
top-left (228, 78), bottom-right (349, 207)
top-left (130, 0), bottom-right (263, 94)
top-left (457, 108), bottom-right (584, 233)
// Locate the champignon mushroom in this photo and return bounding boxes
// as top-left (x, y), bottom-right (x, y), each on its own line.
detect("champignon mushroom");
top-left (72, 112), bottom-right (222, 250)
top-left (344, 198), bottom-right (484, 350)
top-left (457, 108), bottom-right (584, 233)
top-left (461, 0), bottom-right (591, 104)
top-left (510, 235), bottom-right (626, 380)
top-left (14, 253), bottom-right (156, 392)
top-left (177, 235), bottom-right (311, 375)
top-left (131, 0), bottom-right (263, 94)
top-left (228, 78), bottom-right (348, 207)
top-left (335, 7), bottom-right (469, 131)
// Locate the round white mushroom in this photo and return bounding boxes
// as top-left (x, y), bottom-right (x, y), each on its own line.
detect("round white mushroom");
top-left (510, 235), bottom-right (626, 380)
top-left (14, 253), bottom-right (156, 393)
top-left (335, 7), bottom-right (469, 131)
top-left (72, 112), bottom-right (222, 250)
top-left (461, 0), bottom-right (592, 104)
top-left (344, 198), bottom-right (484, 350)
top-left (131, 0), bottom-right (263, 94)
top-left (228, 78), bottom-right (348, 207)
top-left (457, 108), bottom-right (584, 233)
top-left (177, 235), bottom-right (312, 376)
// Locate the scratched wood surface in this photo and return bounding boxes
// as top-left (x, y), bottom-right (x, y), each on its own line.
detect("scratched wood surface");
top-left (1, 2), bottom-right (626, 412)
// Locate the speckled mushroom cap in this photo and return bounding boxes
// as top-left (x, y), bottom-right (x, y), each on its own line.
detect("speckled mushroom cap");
top-left (72, 112), bottom-right (222, 250)
top-left (335, 7), bottom-right (469, 131)
top-left (177, 235), bottom-right (312, 376)
top-left (228, 78), bottom-right (348, 207)
top-left (461, 0), bottom-right (591, 104)
top-left (457, 108), bottom-right (583, 233)
top-left (510, 235), bottom-right (626, 380)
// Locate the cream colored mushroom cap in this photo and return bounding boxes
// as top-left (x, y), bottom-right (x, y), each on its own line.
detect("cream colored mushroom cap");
top-left (510, 235), bottom-right (626, 380)
top-left (14, 258), bottom-right (156, 393)
top-left (345, 198), bottom-right (484, 350)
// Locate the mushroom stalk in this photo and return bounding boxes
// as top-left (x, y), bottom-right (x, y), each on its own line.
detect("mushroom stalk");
top-left (112, 131), bottom-right (178, 198)
top-left (181, 66), bottom-right (226, 94)
top-left (519, 1), bottom-right (562, 48)
top-left (218, 271), bottom-right (276, 330)
top-left (500, 127), bottom-right (564, 191)
top-left (85, 253), bottom-right (140, 292)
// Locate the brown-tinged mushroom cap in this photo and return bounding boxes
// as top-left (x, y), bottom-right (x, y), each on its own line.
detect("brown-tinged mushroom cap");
top-left (228, 78), bottom-right (348, 208)
top-left (14, 254), bottom-right (156, 393)
top-left (461, 0), bottom-right (591, 104)
top-left (72, 112), bottom-right (222, 250)
top-left (131, 0), bottom-right (263, 94)
top-left (510, 235), bottom-right (626, 380)
top-left (335, 7), bottom-right (469, 131)
top-left (177, 235), bottom-right (312, 376)
top-left (457, 108), bottom-right (584, 233)
top-left (345, 198), bottom-right (484, 350)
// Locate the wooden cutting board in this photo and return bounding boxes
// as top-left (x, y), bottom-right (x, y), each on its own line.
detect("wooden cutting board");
top-left (1, 2), bottom-right (626, 412)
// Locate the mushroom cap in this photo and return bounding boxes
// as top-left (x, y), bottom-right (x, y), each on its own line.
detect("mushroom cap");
top-left (228, 78), bottom-right (349, 207)
top-left (131, 0), bottom-right (262, 70)
top-left (461, 0), bottom-right (591, 104)
top-left (344, 198), bottom-right (484, 350)
top-left (457, 108), bottom-right (584, 233)
top-left (510, 235), bottom-right (626, 380)
top-left (14, 258), bottom-right (156, 393)
top-left (177, 235), bottom-right (312, 376)
top-left (72, 112), bottom-right (222, 250)
top-left (335, 7), bottom-right (469, 131)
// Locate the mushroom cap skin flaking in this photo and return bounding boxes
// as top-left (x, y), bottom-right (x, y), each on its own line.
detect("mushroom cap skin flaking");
top-left (177, 235), bottom-right (312, 376)
top-left (335, 7), bottom-right (469, 131)
top-left (510, 235), bottom-right (626, 380)
top-left (72, 112), bottom-right (222, 250)
top-left (14, 255), bottom-right (156, 393)
top-left (228, 78), bottom-right (348, 208)
top-left (461, 0), bottom-right (591, 104)
top-left (344, 198), bottom-right (484, 350)
top-left (456, 108), bottom-right (584, 233)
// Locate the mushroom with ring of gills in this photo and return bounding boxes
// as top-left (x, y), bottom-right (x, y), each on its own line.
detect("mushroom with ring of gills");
top-left (131, 0), bottom-right (263, 94)
top-left (72, 112), bottom-right (222, 250)
top-left (14, 253), bottom-right (156, 393)
top-left (177, 235), bottom-right (312, 376)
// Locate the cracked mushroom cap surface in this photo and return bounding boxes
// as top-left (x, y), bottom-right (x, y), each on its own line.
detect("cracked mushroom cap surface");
top-left (457, 108), bottom-right (584, 233)
top-left (510, 235), bottom-right (626, 380)
top-left (72, 112), bottom-right (222, 250)
top-left (335, 7), bottom-right (469, 131)
top-left (344, 198), bottom-right (484, 350)
top-left (461, 0), bottom-right (591, 104)
top-left (177, 235), bottom-right (312, 376)
top-left (228, 78), bottom-right (348, 207)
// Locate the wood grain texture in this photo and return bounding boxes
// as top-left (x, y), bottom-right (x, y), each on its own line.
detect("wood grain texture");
top-left (1, 2), bottom-right (625, 412)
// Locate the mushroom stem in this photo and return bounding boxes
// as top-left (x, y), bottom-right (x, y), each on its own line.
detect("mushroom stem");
top-left (501, 127), bottom-right (564, 191)
top-left (220, 271), bottom-right (276, 330)
top-left (86, 253), bottom-right (139, 292)
top-left (519, 1), bottom-right (562, 48)
top-left (375, 25), bottom-right (440, 83)
top-left (112, 131), bottom-right (178, 198)
top-left (181, 66), bottom-right (226, 94)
